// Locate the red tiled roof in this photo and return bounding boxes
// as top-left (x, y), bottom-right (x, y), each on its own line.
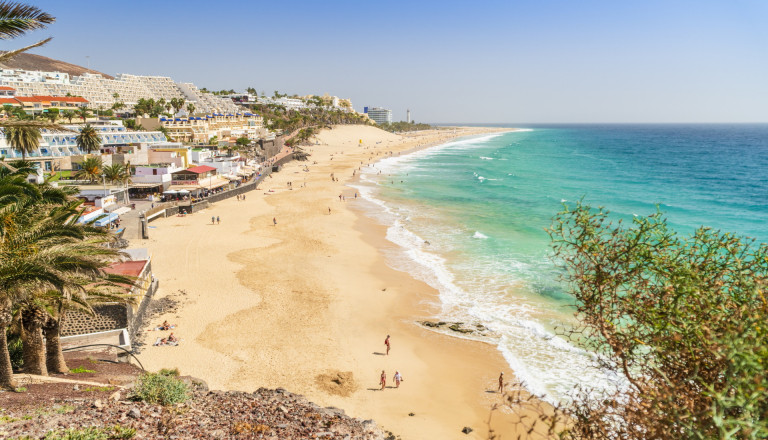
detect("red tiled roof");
top-left (104, 260), bottom-right (148, 278)
top-left (9, 95), bottom-right (89, 104)
top-left (58, 96), bottom-right (88, 103)
top-left (0, 98), bottom-right (19, 105)
top-left (184, 165), bottom-right (216, 174)
top-left (0, 86), bottom-right (15, 91)
top-left (14, 96), bottom-right (42, 102)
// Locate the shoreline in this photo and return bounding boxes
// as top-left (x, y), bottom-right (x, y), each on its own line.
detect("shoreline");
top-left (134, 125), bottom-right (534, 439)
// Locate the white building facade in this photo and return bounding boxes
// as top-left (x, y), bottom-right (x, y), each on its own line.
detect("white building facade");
top-left (366, 107), bottom-right (392, 125)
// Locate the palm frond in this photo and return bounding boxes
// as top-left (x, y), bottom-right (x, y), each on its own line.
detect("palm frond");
top-left (0, 36), bottom-right (50, 63)
top-left (0, 2), bottom-right (54, 39)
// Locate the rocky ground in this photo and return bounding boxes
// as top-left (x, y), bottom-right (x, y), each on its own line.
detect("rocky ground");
top-left (0, 353), bottom-right (393, 439)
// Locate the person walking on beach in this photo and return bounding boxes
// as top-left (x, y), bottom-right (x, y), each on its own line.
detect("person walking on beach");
top-left (380, 370), bottom-right (386, 390)
top-left (498, 372), bottom-right (504, 393)
top-left (393, 371), bottom-right (403, 388)
top-left (273, 217), bottom-right (277, 226)
top-left (384, 335), bottom-right (391, 355)
top-left (216, 216), bottom-right (220, 225)
top-left (211, 216), bottom-right (215, 225)
top-left (328, 207), bottom-right (331, 215)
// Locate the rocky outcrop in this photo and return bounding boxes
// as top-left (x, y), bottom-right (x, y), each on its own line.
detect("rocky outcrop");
top-left (420, 320), bottom-right (494, 337)
top-left (0, 387), bottom-right (388, 439)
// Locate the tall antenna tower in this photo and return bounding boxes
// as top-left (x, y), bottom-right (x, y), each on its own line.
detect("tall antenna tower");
top-left (406, 109), bottom-right (411, 123)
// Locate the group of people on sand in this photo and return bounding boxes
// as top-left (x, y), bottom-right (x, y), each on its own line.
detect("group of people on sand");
top-left (153, 321), bottom-right (180, 347)
top-left (377, 335), bottom-right (404, 391)
top-left (376, 334), bottom-right (506, 395)
top-left (236, 194), bottom-right (247, 201)
top-left (380, 369), bottom-right (403, 390)
top-left (211, 216), bottom-right (220, 225)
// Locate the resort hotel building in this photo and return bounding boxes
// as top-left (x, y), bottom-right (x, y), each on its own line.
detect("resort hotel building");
top-left (0, 69), bottom-right (239, 115)
top-left (0, 119), bottom-right (167, 173)
top-left (153, 112), bottom-right (265, 144)
top-left (364, 107), bottom-right (392, 125)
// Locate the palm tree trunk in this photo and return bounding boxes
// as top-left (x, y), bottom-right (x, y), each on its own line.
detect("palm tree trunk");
top-left (21, 307), bottom-right (48, 376)
top-left (44, 309), bottom-right (68, 374)
top-left (0, 297), bottom-right (17, 389)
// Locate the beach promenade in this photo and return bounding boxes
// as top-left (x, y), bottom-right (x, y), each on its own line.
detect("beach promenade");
top-left (134, 125), bottom-right (531, 439)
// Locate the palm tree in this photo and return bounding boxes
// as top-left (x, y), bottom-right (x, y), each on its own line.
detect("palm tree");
top-left (61, 110), bottom-right (75, 123)
top-left (28, 201), bottom-right (130, 375)
top-left (0, 2), bottom-right (55, 65)
top-left (73, 156), bottom-right (102, 183)
top-left (102, 163), bottom-right (130, 184)
top-left (10, 202), bottom-right (129, 376)
top-left (75, 123), bottom-right (101, 154)
top-left (76, 106), bottom-right (91, 122)
top-left (170, 98), bottom-right (184, 115)
top-left (186, 103), bottom-right (195, 116)
top-left (44, 108), bottom-right (58, 123)
top-left (4, 125), bottom-right (41, 160)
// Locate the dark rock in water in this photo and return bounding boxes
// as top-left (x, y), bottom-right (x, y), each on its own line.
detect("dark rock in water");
top-left (422, 321), bottom-right (441, 328)
top-left (449, 324), bottom-right (474, 334)
top-left (462, 426), bottom-right (473, 434)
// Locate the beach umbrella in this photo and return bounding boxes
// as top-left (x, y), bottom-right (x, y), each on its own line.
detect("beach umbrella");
top-left (178, 189), bottom-right (190, 194)
top-left (163, 190), bottom-right (178, 194)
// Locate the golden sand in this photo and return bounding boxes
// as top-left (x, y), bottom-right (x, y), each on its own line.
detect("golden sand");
top-left (136, 125), bottom-right (534, 439)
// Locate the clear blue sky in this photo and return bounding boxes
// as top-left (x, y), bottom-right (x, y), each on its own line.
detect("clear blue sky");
top-left (10, 0), bottom-right (768, 123)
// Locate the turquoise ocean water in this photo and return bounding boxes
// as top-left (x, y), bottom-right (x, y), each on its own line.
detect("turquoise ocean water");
top-left (352, 124), bottom-right (768, 402)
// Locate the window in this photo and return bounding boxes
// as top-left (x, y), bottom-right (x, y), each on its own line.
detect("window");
top-left (44, 161), bottom-right (52, 171)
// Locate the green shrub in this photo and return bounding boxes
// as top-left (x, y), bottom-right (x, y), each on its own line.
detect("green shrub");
top-left (70, 367), bottom-right (96, 374)
top-left (41, 425), bottom-right (136, 439)
top-left (158, 368), bottom-right (180, 377)
top-left (130, 372), bottom-right (189, 405)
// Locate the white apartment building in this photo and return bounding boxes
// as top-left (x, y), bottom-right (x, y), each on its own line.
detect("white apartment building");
top-left (366, 107), bottom-right (392, 125)
top-left (159, 112), bottom-right (264, 144)
top-left (0, 69), bottom-right (239, 115)
top-left (256, 96), bottom-right (310, 111)
top-left (0, 120), bottom-right (167, 172)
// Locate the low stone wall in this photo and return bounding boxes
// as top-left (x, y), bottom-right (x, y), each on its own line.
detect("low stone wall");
top-left (60, 279), bottom-right (158, 338)
top-left (61, 304), bottom-right (128, 337)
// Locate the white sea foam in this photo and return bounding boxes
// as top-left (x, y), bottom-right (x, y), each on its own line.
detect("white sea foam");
top-left (371, 130), bottom-right (529, 175)
top-left (480, 156), bottom-right (494, 160)
top-left (352, 128), bottom-right (621, 404)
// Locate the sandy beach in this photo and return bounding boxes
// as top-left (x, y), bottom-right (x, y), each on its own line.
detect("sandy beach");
top-left (135, 125), bottom-right (532, 439)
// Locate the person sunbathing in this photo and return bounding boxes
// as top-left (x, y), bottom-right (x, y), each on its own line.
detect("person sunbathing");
top-left (168, 333), bottom-right (178, 343)
top-left (160, 320), bottom-right (170, 330)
